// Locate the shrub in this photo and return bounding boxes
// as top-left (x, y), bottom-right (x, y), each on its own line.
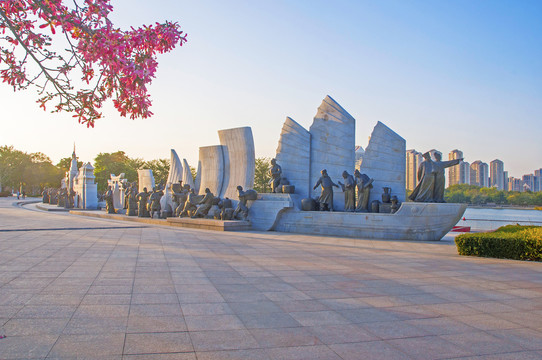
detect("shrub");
top-left (0, 191), bottom-right (11, 197)
top-left (455, 225), bottom-right (542, 261)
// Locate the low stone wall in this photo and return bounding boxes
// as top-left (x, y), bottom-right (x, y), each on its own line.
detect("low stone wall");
top-left (247, 193), bottom-right (297, 231)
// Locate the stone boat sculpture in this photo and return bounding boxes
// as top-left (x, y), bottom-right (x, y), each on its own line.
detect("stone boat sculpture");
top-left (247, 96), bottom-right (466, 241)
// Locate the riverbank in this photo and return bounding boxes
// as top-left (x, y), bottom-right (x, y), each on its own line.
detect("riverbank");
top-left (467, 204), bottom-right (540, 210)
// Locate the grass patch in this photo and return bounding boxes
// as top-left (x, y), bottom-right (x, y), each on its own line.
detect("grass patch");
top-left (455, 225), bottom-right (542, 261)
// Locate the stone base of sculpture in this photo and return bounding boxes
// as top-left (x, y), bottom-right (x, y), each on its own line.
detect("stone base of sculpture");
top-left (167, 217), bottom-right (251, 231)
top-left (247, 193), bottom-right (466, 241)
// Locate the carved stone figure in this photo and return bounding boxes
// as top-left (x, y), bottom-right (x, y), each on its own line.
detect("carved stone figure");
top-left (233, 186), bottom-right (249, 220)
top-left (174, 185), bottom-right (190, 216)
top-left (268, 158), bottom-right (282, 193)
top-left (123, 182), bottom-right (131, 209)
top-left (42, 188), bottom-right (49, 203)
top-left (137, 187), bottom-right (150, 217)
top-left (433, 152), bottom-right (462, 203)
top-left (409, 152), bottom-right (462, 203)
top-left (338, 171), bottom-right (355, 212)
top-left (313, 169), bottom-right (339, 211)
top-left (105, 186), bottom-right (115, 214)
top-left (57, 188), bottom-right (67, 207)
top-left (206, 198), bottom-right (222, 219)
top-left (180, 189), bottom-right (204, 218)
top-left (219, 198), bottom-right (234, 220)
top-left (193, 188), bottom-right (215, 218)
top-left (48, 188), bottom-right (57, 205)
top-left (148, 187), bottom-right (164, 218)
top-left (170, 180), bottom-right (182, 210)
top-left (408, 152), bottom-right (434, 202)
top-left (66, 189), bottom-right (75, 209)
top-left (127, 184), bottom-right (138, 216)
top-left (354, 170), bottom-right (373, 212)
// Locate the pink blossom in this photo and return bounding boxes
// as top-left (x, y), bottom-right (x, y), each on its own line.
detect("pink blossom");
top-left (0, 0), bottom-right (187, 127)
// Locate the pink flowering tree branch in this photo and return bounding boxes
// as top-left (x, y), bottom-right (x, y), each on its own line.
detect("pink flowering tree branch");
top-left (0, 0), bottom-right (187, 127)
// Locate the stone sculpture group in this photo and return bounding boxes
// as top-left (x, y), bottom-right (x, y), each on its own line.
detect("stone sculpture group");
top-left (409, 152), bottom-right (462, 203)
top-left (310, 168), bottom-right (375, 212)
top-left (40, 95), bottom-right (470, 242)
top-left (111, 179), bottom-right (254, 221)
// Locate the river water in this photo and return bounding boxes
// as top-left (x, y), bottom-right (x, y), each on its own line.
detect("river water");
top-left (455, 207), bottom-right (542, 232)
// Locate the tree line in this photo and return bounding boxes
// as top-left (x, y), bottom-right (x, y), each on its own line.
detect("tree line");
top-left (0, 146), bottom-right (171, 195)
top-left (0, 146), bottom-right (275, 196)
top-left (444, 184), bottom-right (542, 206)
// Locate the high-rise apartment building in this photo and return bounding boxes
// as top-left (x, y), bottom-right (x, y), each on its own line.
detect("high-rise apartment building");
top-left (534, 169), bottom-right (542, 192)
top-left (523, 174), bottom-right (535, 192)
top-left (448, 150), bottom-right (469, 186)
top-left (490, 159), bottom-right (504, 190)
top-left (503, 171), bottom-right (509, 191)
top-left (508, 177), bottom-right (522, 192)
top-left (406, 149), bottom-right (423, 190)
top-left (460, 161), bottom-right (470, 185)
top-left (470, 161), bottom-right (489, 187)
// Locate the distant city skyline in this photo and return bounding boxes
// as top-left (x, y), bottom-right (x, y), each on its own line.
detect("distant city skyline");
top-left (1, 1), bottom-right (540, 178)
top-left (406, 146), bottom-right (541, 192)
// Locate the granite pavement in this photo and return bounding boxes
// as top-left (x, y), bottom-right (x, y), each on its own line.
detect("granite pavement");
top-left (1, 197), bottom-right (541, 359)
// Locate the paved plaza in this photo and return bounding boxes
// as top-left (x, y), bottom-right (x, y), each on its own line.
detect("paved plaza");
top-left (0, 198), bottom-right (541, 359)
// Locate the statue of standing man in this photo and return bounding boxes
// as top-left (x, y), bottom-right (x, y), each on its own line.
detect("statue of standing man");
top-left (354, 170), bottom-right (373, 212)
top-left (409, 152), bottom-right (434, 202)
top-left (338, 171), bottom-right (356, 212)
top-left (433, 152), bottom-right (462, 203)
top-left (313, 169), bottom-right (339, 211)
top-left (409, 151), bottom-right (462, 203)
top-left (137, 187), bottom-right (150, 217)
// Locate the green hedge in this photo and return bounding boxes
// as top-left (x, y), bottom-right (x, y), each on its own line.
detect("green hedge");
top-left (455, 225), bottom-right (542, 261)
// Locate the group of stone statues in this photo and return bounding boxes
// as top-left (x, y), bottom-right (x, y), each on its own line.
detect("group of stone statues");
top-left (42, 187), bottom-right (75, 209)
top-left (313, 169), bottom-right (374, 212)
top-left (409, 152), bottom-right (462, 203)
top-left (115, 180), bottom-right (254, 221)
top-left (115, 183), bottom-right (164, 218)
top-left (268, 158), bottom-right (376, 213)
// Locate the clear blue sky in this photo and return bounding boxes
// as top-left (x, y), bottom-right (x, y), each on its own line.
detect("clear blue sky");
top-left (0, 0), bottom-right (540, 179)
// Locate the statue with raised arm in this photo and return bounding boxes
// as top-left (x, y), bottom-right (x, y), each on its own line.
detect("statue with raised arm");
top-left (268, 158), bottom-right (282, 193)
top-left (354, 170), bottom-right (373, 212)
top-left (338, 170), bottom-right (356, 212)
top-left (433, 152), bottom-right (462, 203)
top-left (313, 169), bottom-right (339, 211)
top-left (408, 152), bottom-right (435, 202)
